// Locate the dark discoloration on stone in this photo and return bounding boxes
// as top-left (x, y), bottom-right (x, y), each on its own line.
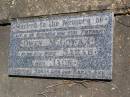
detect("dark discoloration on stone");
top-left (0, 15), bottom-right (130, 97)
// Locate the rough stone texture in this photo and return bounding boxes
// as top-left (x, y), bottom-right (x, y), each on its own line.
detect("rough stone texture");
top-left (0, 0), bottom-right (130, 23)
top-left (0, 0), bottom-right (10, 24)
top-left (0, 15), bottom-right (130, 97)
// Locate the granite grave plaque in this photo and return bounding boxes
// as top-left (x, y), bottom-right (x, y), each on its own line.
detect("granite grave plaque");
top-left (9, 12), bottom-right (114, 80)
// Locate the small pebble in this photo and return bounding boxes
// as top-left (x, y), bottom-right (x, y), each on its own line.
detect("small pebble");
top-left (111, 87), bottom-right (115, 90)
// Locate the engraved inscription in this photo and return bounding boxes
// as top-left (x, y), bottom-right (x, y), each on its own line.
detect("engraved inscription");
top-left (9, 12), bottom-right (114, 80)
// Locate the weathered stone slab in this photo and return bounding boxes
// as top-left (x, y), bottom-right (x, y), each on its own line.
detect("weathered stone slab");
top-left (0, 0), bottom-right (130, 24)
top-left (9, 12), bottom-right (114, 80)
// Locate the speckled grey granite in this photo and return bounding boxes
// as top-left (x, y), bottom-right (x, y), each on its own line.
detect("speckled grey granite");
top-left (9, 12), bottom-right (114, 80)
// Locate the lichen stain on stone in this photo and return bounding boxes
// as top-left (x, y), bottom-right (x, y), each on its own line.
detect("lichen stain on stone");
top-left (10, 0), bottom-right (16, 7)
